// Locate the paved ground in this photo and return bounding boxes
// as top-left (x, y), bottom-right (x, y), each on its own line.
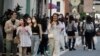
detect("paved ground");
top-left (61, 36), bottom-right (100, 56)
top-left (2, 36), bottom-right (100, 56)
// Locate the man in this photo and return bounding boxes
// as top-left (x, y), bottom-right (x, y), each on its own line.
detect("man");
top-left (4, 11), bottom-right (19, 56)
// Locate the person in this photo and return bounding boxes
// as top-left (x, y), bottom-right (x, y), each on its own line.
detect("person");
top-left (4, 11), bottom-right (19, 56)
top-left (17, 18), bottom-right (32, 56)
top-left (81, 17), bottom-right (87, 50)
top-left (67, 15), bottom-right (76, 51)
top-left (23, 14), bottom-right (31, 54)
top-left (48, 13), bottom-right (61, 56)
top-left (83, 15), bottom-right (96, 51)
top-left (31, 16), bottom-right (42, 56)
top-left (74, 19), bottom-right (80, 47)
top-left (39, 17), bottom-right (48, 56)
top-left (58, 14), bottom-right (66, 51)
top-left (0, 24), bottom-right (3, 56)
top-left (64, 13), bottom-right (69, 49)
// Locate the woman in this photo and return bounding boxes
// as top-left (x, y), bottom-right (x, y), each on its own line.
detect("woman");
top-left (48, 13), bottom-right (61, 56)
top-left (17, 18), bottom-right (32, 56)
top-left (31, 16), bottom-right (42, 56)
top-left (39, 17), bottom-right (48, 56)
top-left (83, 15), bottom-right (96, 51)
top-left (67, 15), bottom-right (76, 51)
top-left (58, 14), bottom-right (66, 51)
top-left (64, 13), bottom-right (69, 49)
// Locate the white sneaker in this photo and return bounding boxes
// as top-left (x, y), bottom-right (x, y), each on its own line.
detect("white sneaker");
top-left (42, 55), bottom-right (44, 56)
top-left (88, 49), bottom-right (92, 51)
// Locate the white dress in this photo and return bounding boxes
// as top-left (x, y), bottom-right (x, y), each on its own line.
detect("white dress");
top-left (17, 26), bottom-right (32, 47)
top-left (48, 22), bottom-right (61, 56)
top-left (59, 22), bottom-right (66, 50)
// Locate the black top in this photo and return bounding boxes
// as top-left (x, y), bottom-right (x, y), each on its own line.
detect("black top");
top-left (31, 25), bottom-right (40, 34)
top-left (41, 19), bottom-right (47, 32)
top-left (11, 20), bottom-right (15, 25)
top-left (11, 20), bottom-right (16, 38)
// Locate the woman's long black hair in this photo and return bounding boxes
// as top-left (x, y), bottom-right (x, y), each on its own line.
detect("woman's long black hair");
top-left (69, 15), bottom-right (75, 23)
top-left (86, 15), bottom-right (93, 24)
top-left (59, 14), bottom-right (65, 22)
top-left (41, 17), bottom-right (48, 32)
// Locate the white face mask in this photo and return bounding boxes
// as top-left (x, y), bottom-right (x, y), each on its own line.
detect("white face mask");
top-left (32, 19), bottom-right (36, 23)
top-left (27, 20), bottom-right (31, 23)
top-left (59, 16), bottom-right (62, 18)
top-left (83, 20), bottom-right (86, 22)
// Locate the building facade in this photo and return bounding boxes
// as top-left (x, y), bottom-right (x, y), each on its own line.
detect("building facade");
top-left (64, 0), bottom-right (71, 14)
top-left (93, 0), bottom-right (100, 12)
top-left (48, 0), bottom-right (65, 16)
top-left (3, 0), bottom-right (48, 17)
top-left (84, 0), bottom-right (93, 13)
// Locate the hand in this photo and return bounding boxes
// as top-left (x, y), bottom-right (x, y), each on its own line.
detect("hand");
top-left (61, 28), bottom-right (64, 31)
top-left (13, 25), bottom-right (17, 30)
top-left (24, 29), bottom-right (28, 32)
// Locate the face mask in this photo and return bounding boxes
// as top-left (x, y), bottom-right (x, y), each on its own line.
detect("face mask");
top-left (59, 16), bottom-right (62, 18)
top-left (27, 19), bottom-right (31, 24)
top-left (32, 19), bottom-right (36, 23)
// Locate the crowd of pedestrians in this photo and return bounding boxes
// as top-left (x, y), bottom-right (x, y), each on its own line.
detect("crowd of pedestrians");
top-left (0, 10), bottom-right (99, 56)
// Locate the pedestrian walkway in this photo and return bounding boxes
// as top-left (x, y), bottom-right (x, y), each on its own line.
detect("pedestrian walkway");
top-left (61, 36), bottom-right (100, 56)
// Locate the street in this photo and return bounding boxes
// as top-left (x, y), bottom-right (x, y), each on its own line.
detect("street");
top-left (60, 36), bottom-right (100, 56)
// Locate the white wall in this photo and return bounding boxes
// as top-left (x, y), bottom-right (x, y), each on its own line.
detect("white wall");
top-left (4, 0), bottom-right (14, 12)
top-left (93, 1), bottom-right (100, 12)
top-left (30, 0), bottom-right (37, 16)
top-left (4, 0), bottom-right (26, 14)
top-left (14, 0), bottom-right (26, 14)
top-left (48, 0), bottom-right (65, 17)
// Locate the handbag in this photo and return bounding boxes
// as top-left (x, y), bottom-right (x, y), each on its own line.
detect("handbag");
top-left (14, 36), bottom-right (20, 44)
top-left (48, 33), bottom-right (54, 38)
top-left (72, 24), bottom-right (77, 32)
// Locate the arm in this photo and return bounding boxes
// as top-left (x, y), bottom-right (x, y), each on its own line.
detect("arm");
top-left (38, 24), bottom-right (42, 39)
top-left (16, 27), bottom-right (19, 35)
top-left (47, 23), bottom-right (51, 33)
top-left (28, 26), bottom-right (32, 37)
top-left (26, 26), bottom-right (32, 36)
top-left (4, 21), bottom-right (13, 33)
top-left (63, 23), bottom-right (67, 37)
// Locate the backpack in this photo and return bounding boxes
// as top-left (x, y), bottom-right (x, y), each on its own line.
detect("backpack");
top-left (72, 23), bottom-right (77, 32)
top-left (82, 21), bottom-right (96, 36)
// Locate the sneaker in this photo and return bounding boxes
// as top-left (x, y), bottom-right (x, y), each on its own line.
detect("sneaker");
top-left (72, 48), bottom-right (76, 50)
top-left (42, 54), bottom-right (44, 56)
top-left (88, 49), bottom-right (92, 51)
top-left (83, 45), bottom-right (86, 50)
top-left (93, 48), bottom-right (96, 50)
top-left (69, 48), bottom-right (72, 51)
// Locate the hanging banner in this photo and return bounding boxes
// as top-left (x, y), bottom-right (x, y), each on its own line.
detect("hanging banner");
top-left (48, 3), bottom-right (57, 9)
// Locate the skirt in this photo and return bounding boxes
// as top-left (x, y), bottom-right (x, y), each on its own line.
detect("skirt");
top-left (67, 31), bottom-right (75, 36)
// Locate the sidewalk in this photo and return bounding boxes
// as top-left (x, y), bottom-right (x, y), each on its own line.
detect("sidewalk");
top-left (61, 36), bottom-right (100, 56)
